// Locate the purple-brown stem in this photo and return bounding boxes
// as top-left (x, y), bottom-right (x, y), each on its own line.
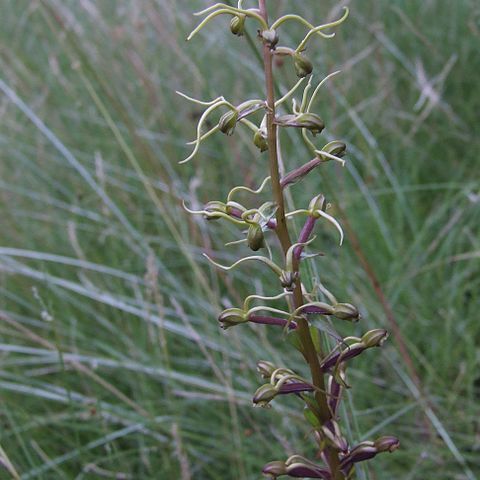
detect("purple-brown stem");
top-left (295, 215), bottom-right (317, 259)
top-left (281, 157), bottom-right (321, 189)
top-left (249, 314), bottom-right (297, 329)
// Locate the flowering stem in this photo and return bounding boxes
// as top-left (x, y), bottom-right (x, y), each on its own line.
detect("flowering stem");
top-left (258, 2), bottom-right (342, 477)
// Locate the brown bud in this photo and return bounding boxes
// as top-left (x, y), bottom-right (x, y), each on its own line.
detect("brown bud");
top-left (260, 29), bottom-right (279, 48)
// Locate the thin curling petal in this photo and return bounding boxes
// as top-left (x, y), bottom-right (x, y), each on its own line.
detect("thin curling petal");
top-left (296, 7), bottom-right (350, 52)
top-left (189, 4), bottom-right (267, 38)
top-left (227, 176), bottom-right (271, 202)
top-left (312, 208), bottom-right (344, 245)
top-left (285, 235), bottom-right (317, 272)
top-left (271, 14), bottom-right (336, 40)
top-left (203, 253), bottom-right (283, 276)
top-left (175, 91), bottom-right (224, 106)
top-left (180, 100), bottom-right (235, 164)
top-left (314, 149), bottom-right (346, 167)
top-left (307, 71), bottom-right (341, 112)
top-left (182, 201), bottom-right (246, 226)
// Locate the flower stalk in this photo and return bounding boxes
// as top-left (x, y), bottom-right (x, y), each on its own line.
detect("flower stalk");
top-left (180, 2), bottom-right (398, 478)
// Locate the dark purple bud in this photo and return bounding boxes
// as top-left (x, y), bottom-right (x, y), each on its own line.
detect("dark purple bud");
top-left (340, 442), bottom-right (376, 468)
top-left (301, 303), bottom-right (335, 316)
top-left (286, 465), bottom-right (330, 479)
top-left (278, 382), bottom-right (314, 394)
top-left (262, 461), bottom-right (287, 478)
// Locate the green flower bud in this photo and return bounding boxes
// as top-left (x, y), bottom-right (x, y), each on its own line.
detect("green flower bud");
top-left (230, 14), bottom-right (246, 36)
top-left (257, 360), bottom-right (276, 379)
top-left (322, 140), bottom-right (346, 158)
top-left (260, 29), bottom-right (279, 48)
top-left (293, 52), bottom-right (313, 78)
top-left (253, 383), bottom-right (278, 408)
top-left (275, 113), bottom-right (324, 135)
top-left (308, 194), bottom-right (326, 213)
top-left (218, 308), bottom-right (247, 329)
top-left (247, 223), bottom-right (265, 251)
top-left (253, 129), bottom-right (269, 152)
top-left (362, 329), bottom-right (389, 348)
top-left (219, 109), bottom-right (239, 135)
top-left (332, 303), bottom-right (360, 321)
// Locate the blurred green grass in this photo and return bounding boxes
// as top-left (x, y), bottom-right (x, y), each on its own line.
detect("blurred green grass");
top-left (0, 0), bottom-right (479, 478)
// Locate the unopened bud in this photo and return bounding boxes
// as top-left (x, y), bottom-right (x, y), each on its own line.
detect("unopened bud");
top-left (260, 29), bottom-right (279, 48)
top-left (374, 436), bottom-right (400, 453)
top-left (257, 360), bottom-right (276, 379)
top-left (275, 113), bottom-right (324, 135)
top-left (308, 194), bottom-right (326, 212)
top-left (362, 329), bottom-right (389, 348)
top-left (332, 303), bottom-right (360, 321)
top-left (322, 140), bottom-right (346, 158)
top-left (204, 201), bottom-right (227, 220)
top-left (293, 52), bottom-right (313, 78)
top-left (285, 456), bottom-right (330, 479)
top-left (262, 461), bottom-right (287, 478)
top-left (253, 383), bottom-right (278, 408)
top-left (253, 130), bottom-right (269, 152)
top-left (343, 442), bottom-right (377, 464)
top-left (219, 109), bottom-right (239, 135)
top-left (230, 14), bottom-right (246, 36)
top-left (247, 223), bottom-right (265, 251)
top-left (218, 308), bottom-right (247, 329)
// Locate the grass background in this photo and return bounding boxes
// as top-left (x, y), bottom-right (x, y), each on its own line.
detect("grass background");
top-left (0, 0), bottom-right (479, 478)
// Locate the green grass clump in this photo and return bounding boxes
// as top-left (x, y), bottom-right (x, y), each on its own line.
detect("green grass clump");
top-left (0, 1), bottom-right (478, 478)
